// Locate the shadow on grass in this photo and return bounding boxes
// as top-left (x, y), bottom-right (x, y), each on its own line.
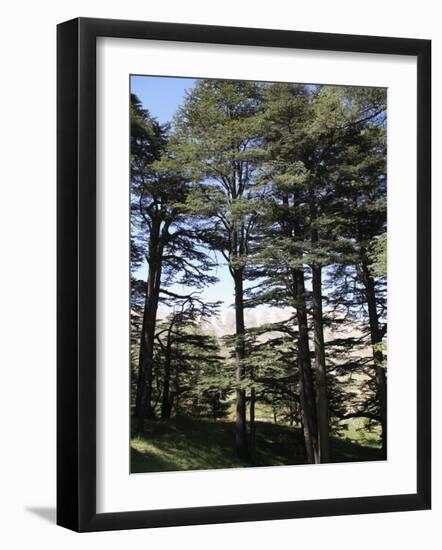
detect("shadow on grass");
top-left (131, 447), bottom-right (179, 473)
top-left (329, 435), bottom-right (384, 463)
top-left (131, 416), bottom-right (383, 474)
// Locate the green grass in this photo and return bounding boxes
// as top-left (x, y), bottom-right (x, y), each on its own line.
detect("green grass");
top-left (338, 417), bottom-right (382, 448)
top-left (131, 416), bottom-right (384, 473)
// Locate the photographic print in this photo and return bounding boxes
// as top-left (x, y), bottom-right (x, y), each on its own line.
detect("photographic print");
top-left (130, 75), bottom-right (387, 474)
top-left (57, 18), bottom-right (430, 531)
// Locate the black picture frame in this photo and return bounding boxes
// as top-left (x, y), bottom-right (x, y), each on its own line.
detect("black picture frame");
top-left (57, 17), bottom-right (431, 532)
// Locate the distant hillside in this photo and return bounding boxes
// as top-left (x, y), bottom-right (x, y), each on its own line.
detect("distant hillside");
top-left (157, 304), bottom-right (368, 344)
top-left (201, 305), bottom-right (294, 336)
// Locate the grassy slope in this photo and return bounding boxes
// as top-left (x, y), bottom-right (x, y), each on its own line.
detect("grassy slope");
top-left (131, 417), bottom-right (383, 473)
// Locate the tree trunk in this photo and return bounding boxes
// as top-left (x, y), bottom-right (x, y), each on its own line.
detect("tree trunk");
top-left (174, 367), bottom-right (180, 417)
top-left (312, 265), bottom-right (330, 463)
top-left (234, 268), bottom-right (248, 461)
top-left (135, 222), bottom-right (163, 435)
top-left (161, 337), bottom-right (172, 419)
top-left (361, 253), bottom-right (387, 457)
top-left (294, 267), bottom-right (319, 464)
top-left (249, 385), bottom-right (256, 462)
top-left (308, 183), bottom-right (330, 463)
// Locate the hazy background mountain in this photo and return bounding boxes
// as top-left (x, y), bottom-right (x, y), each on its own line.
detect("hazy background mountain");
top-left (157, 304), bottom-right (368, 345)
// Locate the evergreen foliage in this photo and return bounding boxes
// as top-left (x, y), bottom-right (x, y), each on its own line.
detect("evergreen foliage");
top-left (130, 79), bottom-right (387, 469)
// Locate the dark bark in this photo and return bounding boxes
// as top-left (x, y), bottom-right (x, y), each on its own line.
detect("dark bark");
top-left (288, 400), bottom-right (295, 426)
top-left (161, 329), bottom-right (173, 419)
top-left (174, 366), bottom-right (180, 416)
top-left (135, 219), bottom-right (164, 434)
top-left (312, 265), bottom-right (330, 463)
top-left (234, 268), bottom-right (249, 460)
top-left (308, 183), bottom-right (330, 463)
top-left (294, 267), bottom-right (319, 464)
top-left (361, 252), bottom-right (387, 457)
top-left (249, 385), bottom-right (256, 462)
top-left (282, 193), bottom-right (319, 463)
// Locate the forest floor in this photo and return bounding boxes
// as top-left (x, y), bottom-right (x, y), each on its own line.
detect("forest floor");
top-left (130, 417), bottom-right (384, 473)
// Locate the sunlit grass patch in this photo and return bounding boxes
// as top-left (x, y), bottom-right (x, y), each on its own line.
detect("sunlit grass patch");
top-left (130, 416), bottom-right (383, 473)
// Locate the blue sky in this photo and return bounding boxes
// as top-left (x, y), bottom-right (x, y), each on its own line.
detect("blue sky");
top-left (131, 75), bottom-right (195, 126)
top-left (130, 75), bottom-right (234, 307)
